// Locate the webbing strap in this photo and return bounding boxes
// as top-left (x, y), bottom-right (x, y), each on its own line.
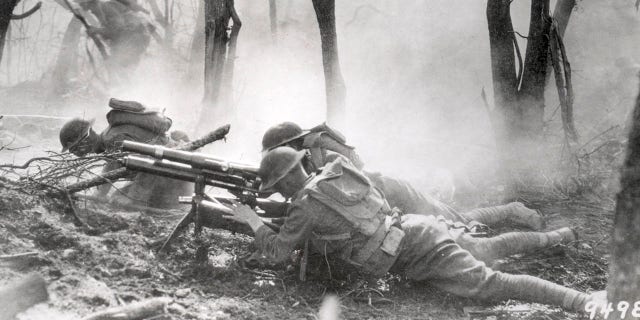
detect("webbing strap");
top-left (299, 239), bottom-right (309, 281)
top-left (351, 218), bottom-right (389, 264)
top-left (312, 232), bottom-right (351, 241)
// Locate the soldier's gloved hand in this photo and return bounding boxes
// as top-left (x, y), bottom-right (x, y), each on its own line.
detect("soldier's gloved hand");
top-left (223, 202), bottom-right (264, 232)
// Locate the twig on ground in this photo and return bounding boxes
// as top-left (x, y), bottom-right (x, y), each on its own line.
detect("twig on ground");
top-left (592, 235), bottom-right (610, 250)
top-left (65, 192), bottom-right (93, 229)
top-left (0, 252), bottom-right (39, 260)
top-left (80, 297), bottom-right (172, 320)
top-left (73, 193), bottom-right (183, 217)
top-left (577, 125), bottom-right (619, 152)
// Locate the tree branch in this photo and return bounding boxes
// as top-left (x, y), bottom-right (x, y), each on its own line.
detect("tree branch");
top-left (10, 1), bottom-right (41, 20)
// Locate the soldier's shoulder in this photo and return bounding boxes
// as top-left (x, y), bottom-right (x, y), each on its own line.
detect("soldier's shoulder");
top-left (324, 150), bottom-right (348, 164)
top-left (291, 190), bottom-right (328, 212)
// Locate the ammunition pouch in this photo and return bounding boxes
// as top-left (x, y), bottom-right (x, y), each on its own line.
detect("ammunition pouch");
top-left (303, 158), bottom-right (404, 277)
top-left (311, 213), bottom-right (404, 277)
top-left (305, 158), bottom-right (386, 235)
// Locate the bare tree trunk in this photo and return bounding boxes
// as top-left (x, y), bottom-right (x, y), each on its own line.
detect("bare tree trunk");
top-left (199, 0), bottom-right (241, 131)
top-left (188, 1), bottom-right (205, 78)
top-left (486, 0), bottom-right (556, 198)
top-left (0, 0), bottom-right (19, 65)
top-left (147, 0), bottom-right (173, 47)
top-left (202, 0), bottom-right (230, 105)
top-left (544, 0), bottom-right (576, 89)
top-left (608, 77), bottom-right (640, 319)
top-left (269, 0), bottom-right (277, 40)
top-left (486, 0), bottom-right (520, 196)
top-left (552, 0), bottom-right (575, 37)
top-left (311, 0), bottom-right (346, 130)
top-left (219, 1), bottom-right (241, 111)
top-left (518, 0), bottom-right (551, 136)
top-left (50, 17), bottom-right (83, 95)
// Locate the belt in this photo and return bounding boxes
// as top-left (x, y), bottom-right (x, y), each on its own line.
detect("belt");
top-left (351, 212), bottom-right (403, 265)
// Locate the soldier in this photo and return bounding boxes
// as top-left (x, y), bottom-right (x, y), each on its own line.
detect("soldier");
top-left (261, 122), bottom-right (544, 230)
top-left (59, 98), bottom-right (190, 208)
top-left (225, 147), bottom-right (596, 312)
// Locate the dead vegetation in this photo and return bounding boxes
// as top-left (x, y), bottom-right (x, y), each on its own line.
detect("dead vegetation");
top-left (0, 147), bottom-right (613, 319)
top-left (0, 112), bottom-right (617, 319)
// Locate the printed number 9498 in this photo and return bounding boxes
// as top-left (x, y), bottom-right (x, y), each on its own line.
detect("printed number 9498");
top-left (585, 301), bottom-right (640, 319)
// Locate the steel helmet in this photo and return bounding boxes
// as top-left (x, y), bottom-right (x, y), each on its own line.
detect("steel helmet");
top-left (59, 118), bottom-right (94, 152)
top-left (261, 122), bottom-right (310, 152)
top-left (258, 146), bottom-right (306, 192)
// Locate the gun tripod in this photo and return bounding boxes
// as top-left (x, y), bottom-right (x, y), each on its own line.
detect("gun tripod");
top-left (158, 175), bottom-right (220, 253)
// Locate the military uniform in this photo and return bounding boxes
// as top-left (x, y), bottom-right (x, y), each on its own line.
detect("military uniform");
top-left (296, 131), bottom-right (467, 222)
top-left (253, 157), bottom-right (588, 311)
top-left (295, 127), bottom-right (542, 229)
top-left (95, 101), bottom-right (190, 208)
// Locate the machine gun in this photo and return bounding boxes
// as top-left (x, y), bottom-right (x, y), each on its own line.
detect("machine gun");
top-left (119, 140), bottom-right (287, 252)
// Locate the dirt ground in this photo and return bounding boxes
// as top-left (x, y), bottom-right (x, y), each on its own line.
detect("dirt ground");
top-left (0, 113), bottom-right (612, 320)
top-left (0, 183), bottom-right (612, 320)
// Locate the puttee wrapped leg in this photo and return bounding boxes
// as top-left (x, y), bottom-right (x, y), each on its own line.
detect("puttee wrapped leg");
top-left (456, 227), bottom-right (577, 263)
top-left (462, 202), bottom-right (544, 230)
top-left (407, 241), bottom-right (588, 311)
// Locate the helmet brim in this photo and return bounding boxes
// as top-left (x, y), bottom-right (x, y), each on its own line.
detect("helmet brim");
top-left (258, 150), bottom-right (306, 192)
top-left (262, 130), bottom-right (311, 152)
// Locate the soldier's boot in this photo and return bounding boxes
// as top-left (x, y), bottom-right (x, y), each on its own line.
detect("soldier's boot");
top-left (460, 227), bottom-right (578, 263)
top-left (544, 227), bottom-right (578, 246)
top-left (462, 202), bottom-right (545, 230)
top-left (485, 273), bottom-right (590, 312)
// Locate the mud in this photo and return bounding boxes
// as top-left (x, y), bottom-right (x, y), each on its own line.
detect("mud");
top-left (0, 178), bottom-right (611, 320)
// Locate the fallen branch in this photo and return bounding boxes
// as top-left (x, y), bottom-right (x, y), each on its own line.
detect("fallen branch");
top-left (178, 124), bottom-right (230, 151)
top-left (73, 193), bottom-right (184, 217)
top-left (0, 252), bottom-right (38, 261)
top-left (62, 0), bottom-right (110, 59)
top-left (0, 274), bottom-right (49, 320)
top-left (65, 167), bottom-right (131, 194)
top-left (550, 24), bottom-right (578, 141)
top-left (65, 192), bottom-right (94, 229)
top-left (578, 125), bottom-right (619, 151)
top-left (0, 114), bottom-right (70, 121)
top-left (81, 297), bottom-right (172, 320)
top-left (0, 153), bottom-right (116, 169)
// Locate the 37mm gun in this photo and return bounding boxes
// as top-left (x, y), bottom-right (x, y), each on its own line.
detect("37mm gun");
top-left (119, 140), bottom-right (286, 252)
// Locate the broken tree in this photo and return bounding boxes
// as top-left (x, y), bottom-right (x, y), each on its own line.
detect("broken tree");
top-left (485, 0), bottom-right (577, 196)
top-left (0, 0), bottom-right (41, 65)
top-left (608, 77), bottom-right (640, 319)
top-left (311, 0), bottom-right (346, 130)
top-left (200, 0), bottom-right (241, 127)
top-left (50, 18), bottom-right (83, 95)
top-left (269, 0), bottom-right (277, 40)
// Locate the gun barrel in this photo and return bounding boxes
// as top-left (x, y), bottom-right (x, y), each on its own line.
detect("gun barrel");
top-left (122, 156), bottom-right (257, 193)
top-left (121, 140), bottom-right (260, 179)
